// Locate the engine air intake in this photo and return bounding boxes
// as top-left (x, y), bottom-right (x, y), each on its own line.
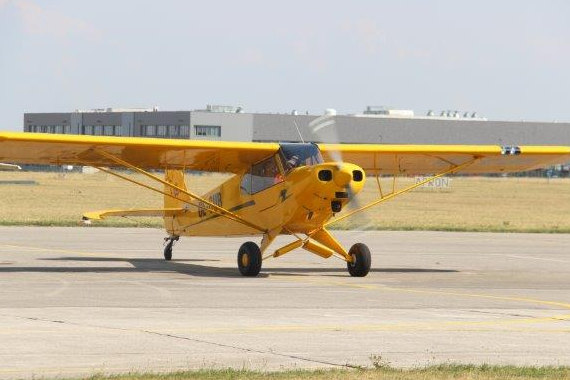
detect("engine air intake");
top-left (318, 169), bottom-right (333, 181)
top-left (352, 170), bottom-right (363, 182)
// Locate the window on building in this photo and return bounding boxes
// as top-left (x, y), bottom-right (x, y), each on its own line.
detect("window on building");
top-left (63, 125), bottom-right (71, 134)
top-left (157, 125), bottom-right (167, 137)
top-left (143, 125), bottom-right (156, 136)
top-left (180, 125), bottom-right (190, 138)
top-left (94, 126), bottom-right (103, 136)
top-left (55, 125), bottom-right (63, 134)
top-left (168, 125), bottom-right (179, 137)
top-left (83, 125), bottom-right (93, 135)
top-left (194, 125), bottom-right (221, 137)
top-left (113, 126), bottom-right (122, 136)
top-left (104, 126), bottom-right (114, 136)
top-left (240, 156), bottom-right (283, 194)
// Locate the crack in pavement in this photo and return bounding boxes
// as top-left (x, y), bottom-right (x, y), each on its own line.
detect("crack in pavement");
top-left (464, 309), bottom-right (570, 321)
top-left (0, 314), bottom-right (361, 369)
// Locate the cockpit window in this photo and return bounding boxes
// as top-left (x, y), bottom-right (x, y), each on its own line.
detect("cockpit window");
top-left (279, 143), bottom-right (323, 172)
top-left (240, 155), bottom-right (284, 195)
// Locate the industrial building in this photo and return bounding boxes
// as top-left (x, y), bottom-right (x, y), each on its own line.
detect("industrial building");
top-left (24, 105), bottom-right (570, 147)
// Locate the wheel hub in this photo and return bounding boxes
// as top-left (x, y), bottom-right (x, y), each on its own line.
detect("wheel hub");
top-left (348, 253), bottom-right (356, 266)
top-left (241, 253), bottom-right (250, 267)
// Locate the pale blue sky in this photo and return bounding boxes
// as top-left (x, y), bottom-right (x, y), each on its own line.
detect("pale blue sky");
top-left (1, 0), bottom-right (569, 130)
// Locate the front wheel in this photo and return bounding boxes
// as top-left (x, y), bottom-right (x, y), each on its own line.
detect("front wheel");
top-left (347, 243), bottom-right (371, 277)
top-left (237, 241), bottom-right (262, 276)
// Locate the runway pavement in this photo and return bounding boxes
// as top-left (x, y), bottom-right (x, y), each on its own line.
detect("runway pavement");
top-left (0, 227), bottom-right (569, 378)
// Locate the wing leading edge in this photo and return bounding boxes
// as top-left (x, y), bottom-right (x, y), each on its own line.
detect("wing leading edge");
top-left (1, 132), bottom-right (569, 175)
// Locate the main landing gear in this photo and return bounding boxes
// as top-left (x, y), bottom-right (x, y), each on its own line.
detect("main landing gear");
top-left (347, 243), bottom-right (371, 277)
top-left (161, 236), bottom-right (370, 277)
top-left (235, 239), bottom-right (371, 278)
top-left (163, 236), bottom-right (179, 261)
top-left (237, 241), bottom-right (262, 276)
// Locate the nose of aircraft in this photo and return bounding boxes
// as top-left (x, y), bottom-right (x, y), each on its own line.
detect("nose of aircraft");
top-left (334, 165), bottom-right (354, 187)
top-left (315, 162), bottom-right (365, 196)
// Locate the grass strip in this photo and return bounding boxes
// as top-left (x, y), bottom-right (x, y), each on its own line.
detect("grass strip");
top-left (65, 365), bottom-right (570, 380)
top-left (0, 219), bottom-right (569, 233)
top-left (1, 173), bottom-right (569, 233)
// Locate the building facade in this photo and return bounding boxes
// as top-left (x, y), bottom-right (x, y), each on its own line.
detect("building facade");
top-left (23, 106), bottom-right (570, 146)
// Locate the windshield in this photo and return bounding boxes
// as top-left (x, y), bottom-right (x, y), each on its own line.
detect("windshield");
top-left (279, 143), bottom-right (323, 171)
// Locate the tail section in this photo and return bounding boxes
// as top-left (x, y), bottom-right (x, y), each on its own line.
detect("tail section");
top-left (164, 169), bottom-right (192, 233)
top-left (164, 169), bottom-right (190, 208)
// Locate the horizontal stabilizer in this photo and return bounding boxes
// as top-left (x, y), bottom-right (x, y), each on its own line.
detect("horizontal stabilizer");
top-left (83, 208), bottom-right (188, 220)
top-left (0, 163), bottom-right (22, 171)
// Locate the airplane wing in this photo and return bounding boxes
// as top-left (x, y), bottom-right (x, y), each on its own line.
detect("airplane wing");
top-left (1, 132), bottom-right (569, 175)
top-left (0, 132), bottom-right (279, 174)
top-left (319, 144), bottom-right (570, 175)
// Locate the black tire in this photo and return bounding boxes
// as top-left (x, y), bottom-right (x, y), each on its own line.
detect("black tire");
top-left (347, 243), bottom-right (371, 277)
top-left (237, 241), bottom-right (262, 276)
top-left (164, 241), bottom-right (173, 261)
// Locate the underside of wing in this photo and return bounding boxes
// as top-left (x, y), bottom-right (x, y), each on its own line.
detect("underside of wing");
top-left (0, 132), bottom-right (279, 173)
top-left (319, 144), bottom-right (570, 175)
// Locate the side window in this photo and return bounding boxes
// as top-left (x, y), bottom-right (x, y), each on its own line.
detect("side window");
top-left (240, 172), bottom-right (252, 194)
top-left (241, 156), bottom-right (283, 195)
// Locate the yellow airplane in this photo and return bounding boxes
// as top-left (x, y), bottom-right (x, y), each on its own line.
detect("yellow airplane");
top-left (1, 132), bottom-right (569, 277)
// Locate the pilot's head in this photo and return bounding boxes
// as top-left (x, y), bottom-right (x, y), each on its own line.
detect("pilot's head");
top-left (286, 155), bottom-right (300, 169)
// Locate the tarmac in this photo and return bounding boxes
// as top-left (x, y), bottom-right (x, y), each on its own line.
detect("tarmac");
top-left (0, 227), bottom-right (569, 378)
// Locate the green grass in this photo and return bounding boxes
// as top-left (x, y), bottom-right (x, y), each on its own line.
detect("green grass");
top-left (62, 365), bottom-right (570, 380)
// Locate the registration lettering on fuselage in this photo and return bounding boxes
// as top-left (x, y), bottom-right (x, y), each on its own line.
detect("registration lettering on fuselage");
top-left (198, 192), bottom-right (222, 218)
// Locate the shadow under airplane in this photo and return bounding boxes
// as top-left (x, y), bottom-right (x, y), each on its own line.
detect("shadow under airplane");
top-left (0, 256), bottom-right (458, 278)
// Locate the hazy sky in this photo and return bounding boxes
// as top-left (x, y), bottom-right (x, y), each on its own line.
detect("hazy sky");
top-left (1, 0), bottom-right (570, 130)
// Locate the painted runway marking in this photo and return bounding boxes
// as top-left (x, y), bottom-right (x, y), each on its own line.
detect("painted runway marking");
top-left (270, 274), bottom-right (570, 309)
top-left (0, 244), bottom-right (118, 258)
top-left (506, 254), bottom-right (570, 263)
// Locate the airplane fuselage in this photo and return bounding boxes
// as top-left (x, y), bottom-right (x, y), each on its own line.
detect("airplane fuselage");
top-left (164, 160), bottom-right (365, 237)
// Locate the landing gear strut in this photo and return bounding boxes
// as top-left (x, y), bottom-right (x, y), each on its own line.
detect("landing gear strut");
top-left (163, 236), bottom-right (179, 261)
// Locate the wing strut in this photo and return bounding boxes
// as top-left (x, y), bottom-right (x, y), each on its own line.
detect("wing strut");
top-left (85, 149), bottom-right (267, 233)
top-left (324, 158), bottom-right (480, 227)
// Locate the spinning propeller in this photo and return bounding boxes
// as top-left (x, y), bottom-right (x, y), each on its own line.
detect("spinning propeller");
top-left (297, 113), bottom-right (375, 230)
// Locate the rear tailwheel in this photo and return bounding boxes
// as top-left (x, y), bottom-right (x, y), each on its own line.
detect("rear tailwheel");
top-left (163, 236), bottom-right (179, 261)
top-left (347, 243), bottom-right (371, 277)
top-left (164, 243), bottom-right (173, 261)
top-left (237, 241), bottom-right (262, 276)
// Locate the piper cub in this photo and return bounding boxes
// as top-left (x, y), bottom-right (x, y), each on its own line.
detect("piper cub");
top-left (1, 132), bottom-right (568, 277)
